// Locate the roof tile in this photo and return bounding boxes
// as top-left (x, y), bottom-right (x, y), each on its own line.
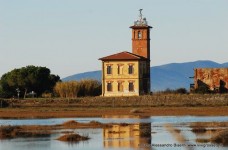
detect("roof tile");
top-left (99, 51), bottom-right (147, 61)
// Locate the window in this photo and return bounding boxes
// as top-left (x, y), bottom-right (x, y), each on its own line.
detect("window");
top-left (117, 65), bottom-right (123, 75)
top-left (118, 82), bottom-right (123, 92)
top-left (128, 65), bottom-right (134, 74)
top-left (129, 82), bottom-right (134, 92)
top-left (107, 65), bottom-right (112, 74)
top-left (107, 82), bottom-right (112, 92)
top-left (138, 31), bottom-right (142, 39)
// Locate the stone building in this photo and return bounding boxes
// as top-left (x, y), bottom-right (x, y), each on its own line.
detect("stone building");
top-left (99, 9), bottom-right (152, 96)
top-left (193, 68), bottom-right (228, 93)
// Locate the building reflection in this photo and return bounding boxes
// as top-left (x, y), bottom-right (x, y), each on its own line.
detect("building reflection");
top-left (103, 117), bottom-right (151, 149)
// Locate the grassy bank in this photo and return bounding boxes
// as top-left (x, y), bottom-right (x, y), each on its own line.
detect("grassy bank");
top-left (0, 94), bottom-right (228, 118)
top-left (3, 94), bottom-right (228, 108)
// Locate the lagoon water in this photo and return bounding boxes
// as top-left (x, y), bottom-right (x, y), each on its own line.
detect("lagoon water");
top-left (0, 116), bottom-right (228, 150)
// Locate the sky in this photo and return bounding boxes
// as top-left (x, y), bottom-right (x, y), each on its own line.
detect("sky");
top-left (0, 0), bottom-right (228, 78)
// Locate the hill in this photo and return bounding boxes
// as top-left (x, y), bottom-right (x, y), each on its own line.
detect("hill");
top-left (62, 60), bottom-right (227, 91)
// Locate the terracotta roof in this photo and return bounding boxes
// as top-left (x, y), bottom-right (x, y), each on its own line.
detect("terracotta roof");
top-left (99, 51), bottom-right (147, 61)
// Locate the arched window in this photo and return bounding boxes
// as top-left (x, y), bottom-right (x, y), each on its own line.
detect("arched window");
top-left (138, 31), bottom-right (142, 39)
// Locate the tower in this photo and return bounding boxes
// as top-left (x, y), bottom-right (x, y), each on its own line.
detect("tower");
top-left (99, 9), bottom-right (152, 96)
top-left (130, 9), bottom-right (152, 60)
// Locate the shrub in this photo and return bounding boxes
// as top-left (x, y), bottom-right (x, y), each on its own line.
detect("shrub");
top-left (54, 79), bottom-right (101, 98)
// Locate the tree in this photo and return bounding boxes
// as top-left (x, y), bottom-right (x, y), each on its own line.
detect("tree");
top-left (0, 66), bottom-right (60, 98)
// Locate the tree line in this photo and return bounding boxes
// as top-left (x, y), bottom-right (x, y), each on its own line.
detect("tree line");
top-left (0, 66), bottom-right (101, 98)
top-left (0, 66), bottom-right (60, 98)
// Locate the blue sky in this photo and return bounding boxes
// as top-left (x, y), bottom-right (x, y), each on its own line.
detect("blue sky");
top-left (0, 0), bottom-right (228, 78)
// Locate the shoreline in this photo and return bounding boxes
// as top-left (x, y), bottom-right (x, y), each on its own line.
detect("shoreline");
top-left (0, 106), bottom-right (228, 119)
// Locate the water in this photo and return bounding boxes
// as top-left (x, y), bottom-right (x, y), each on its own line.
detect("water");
top-left (0, 116), bottom-right (228, 150)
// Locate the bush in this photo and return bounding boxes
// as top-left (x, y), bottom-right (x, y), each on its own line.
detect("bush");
top-left (0, 99), bottom-right (9, 108)
top-left (157, 88), bottom-right (188, 94)
top-left (175, 88), bottom-right (188, 94)
top-left (54, 79), bottom-right (101, 98)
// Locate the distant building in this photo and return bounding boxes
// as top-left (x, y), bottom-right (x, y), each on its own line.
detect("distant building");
top-left (192, 68), bottom-right (228, 93)
top-left (99, 9), bottom-right (152, 96)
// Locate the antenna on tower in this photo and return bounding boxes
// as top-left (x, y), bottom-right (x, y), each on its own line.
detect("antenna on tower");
top-left (134, 9), bottom-right (147, 26)
top-left (139, 9), bottom-right (143, 20)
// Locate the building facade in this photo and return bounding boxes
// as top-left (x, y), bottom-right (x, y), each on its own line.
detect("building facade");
top-left (193, 68), bottom-right (228, 93)
top-left (99, 9), bottom-right (152, 96)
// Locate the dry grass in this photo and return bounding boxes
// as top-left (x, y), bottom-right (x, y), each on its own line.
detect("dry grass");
top-left (5, 94), bottom-right (228, 108)
top-left (1, 94), bottom-right (228, 119)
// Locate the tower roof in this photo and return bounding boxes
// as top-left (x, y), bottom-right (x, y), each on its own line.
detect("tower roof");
top-left (99, 51), bottom-right (147, 61)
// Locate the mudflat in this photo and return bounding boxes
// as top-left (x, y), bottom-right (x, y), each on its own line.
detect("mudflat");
top-left (0, 106), bottom-right (228, 119)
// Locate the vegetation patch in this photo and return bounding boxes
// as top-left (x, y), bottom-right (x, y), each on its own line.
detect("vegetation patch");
top-left (0, 126), bottom-right (50, 139)
top-left (62, 120), bottom-right (78, 127)
top-left (191, 127), bottom-right (207, 133)
top-left (89, 121), bottom-right (102, 125)
top-left (211, 130), bottom-right (228, 146)
top-left (57, 133), bottom-right (89, 142)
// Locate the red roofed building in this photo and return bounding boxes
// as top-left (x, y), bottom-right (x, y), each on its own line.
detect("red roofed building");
top-left (99, 10), bottom-right (152, 96)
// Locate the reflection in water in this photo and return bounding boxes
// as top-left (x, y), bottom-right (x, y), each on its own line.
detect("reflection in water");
top-left (0, 116), bottom-right (228, 150)
top-left (190, 122), bottom-right (228, 146)
top-left (103, 117), bottom-right (151, 149)
top-left (164, 124), bottom-right (194, 150)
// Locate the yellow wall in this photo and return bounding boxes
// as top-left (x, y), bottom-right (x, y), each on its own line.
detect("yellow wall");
top-left (102, 60), bottom-right (140, 96)
top-left (104, 61), bottom-right (139, 79)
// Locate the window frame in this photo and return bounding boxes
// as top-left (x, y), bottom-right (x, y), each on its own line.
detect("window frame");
top-left (107, 82), bottom-right (112, 92)
top-left (107, 65), bottom-right (112, 75)
top-left (128, 65), bottom-right (134, 74)
top-left (129, 82), bottom-right (134, 92)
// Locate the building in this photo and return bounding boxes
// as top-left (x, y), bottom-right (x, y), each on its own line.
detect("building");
top-left (193, 68), bottom-right (228, 93)
top-left (99, 9), bottom-right (152, 96)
